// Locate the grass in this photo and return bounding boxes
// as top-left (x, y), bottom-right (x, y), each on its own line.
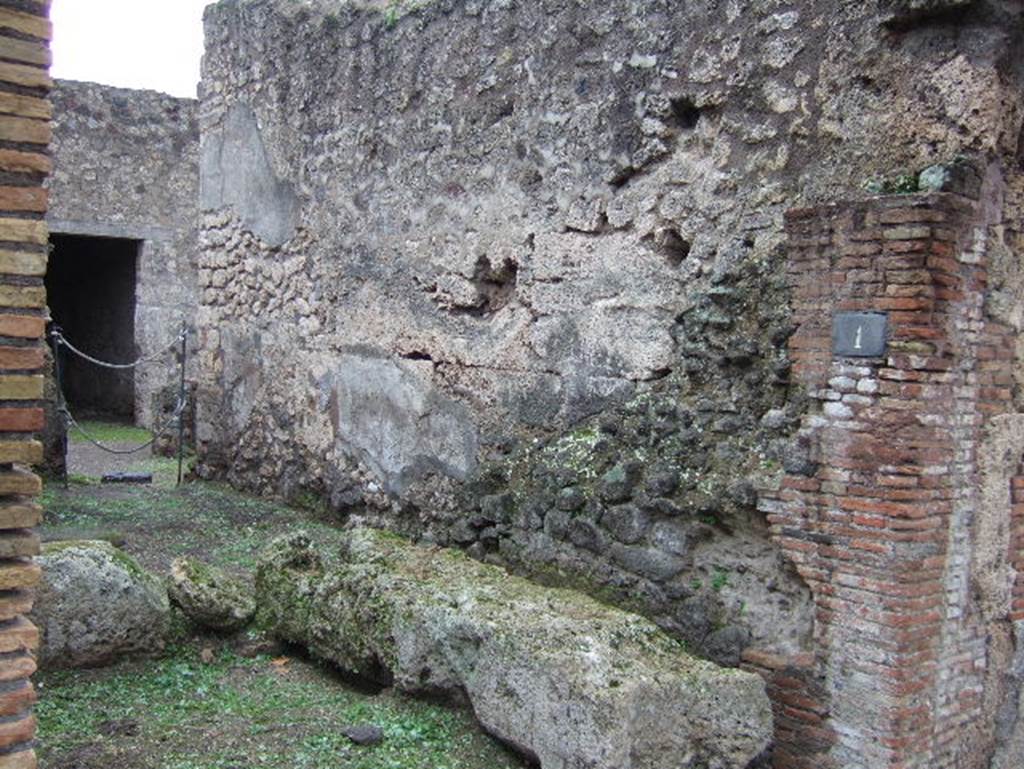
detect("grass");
top-left (37, 643), bottom-right (525, 769)
top-left (68, 419), bottom-right (154, 446)
top-left (39, 420), bottom-right (528, 769)
top-left (41, 478), bottom-right (346, 573)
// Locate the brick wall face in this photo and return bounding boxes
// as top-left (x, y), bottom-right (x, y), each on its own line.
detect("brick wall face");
top-left (752, 190), bottom-right (1021, 768)
top-left (0, 1), bottom-right (50, 766)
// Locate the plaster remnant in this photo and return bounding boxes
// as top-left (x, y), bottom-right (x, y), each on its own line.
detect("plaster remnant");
top-left (200, 102), bottom-right (299, 247)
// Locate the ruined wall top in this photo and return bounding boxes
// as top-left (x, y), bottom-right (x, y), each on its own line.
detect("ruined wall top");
top-left (47, 79), bottom-right (198, 235)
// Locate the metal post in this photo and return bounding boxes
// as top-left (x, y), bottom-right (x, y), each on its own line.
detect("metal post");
top-left (176, 322), bottom-right (187, 487)
top-left (51, 326), bottom-right (68, 489)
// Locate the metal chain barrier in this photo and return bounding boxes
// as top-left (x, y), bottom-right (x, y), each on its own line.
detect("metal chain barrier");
top-left (50, 327), bottom-right (184, 370)
top-left (50, 321), bottom-right (190, 486)
top-left (58, 395), bottom-right (187, 455)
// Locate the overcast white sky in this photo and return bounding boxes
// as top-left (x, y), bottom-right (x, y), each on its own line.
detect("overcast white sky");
top-left (50, 0), bottom-right (210, 98)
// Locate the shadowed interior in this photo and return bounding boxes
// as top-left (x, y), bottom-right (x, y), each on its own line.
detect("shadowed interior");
top-left (46, 233), bottom-right (139, 420)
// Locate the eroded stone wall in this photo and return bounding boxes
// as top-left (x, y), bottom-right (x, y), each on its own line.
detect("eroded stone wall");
top-left (46, 79), bottom-right (198, 428)
top-left (195, 1), bottom-right (1024, 765)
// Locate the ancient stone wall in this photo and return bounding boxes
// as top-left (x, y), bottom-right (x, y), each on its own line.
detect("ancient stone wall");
top-left (0, 1), bottom-right (52, 765)
top-left (195, 0), bottom-right (1024, 765)
top-left (46, 79), bottom-right (198, 428)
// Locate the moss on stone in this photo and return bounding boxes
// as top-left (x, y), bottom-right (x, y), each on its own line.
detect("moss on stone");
top-left (42, 539), bottom-right (151, 583)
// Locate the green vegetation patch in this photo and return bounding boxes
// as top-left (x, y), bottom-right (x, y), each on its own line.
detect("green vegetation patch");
top-left (41, 477), bottom-right (345, 575)
top-left (68, 420), bottom-right (154, 446)
top-left (37, 643), bottom-right (526, 769)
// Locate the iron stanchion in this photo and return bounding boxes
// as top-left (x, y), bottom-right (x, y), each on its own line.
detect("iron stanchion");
top-left (176, 322), bottom-right (187, 487)
top-left (50, 325), bottom-right (69, 490)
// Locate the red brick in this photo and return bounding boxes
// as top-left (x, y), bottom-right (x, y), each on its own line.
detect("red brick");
top-left (0, 8), bottom-right (52, 40)
top-left (0, 591), bottom-right (32, 622)
top-left (0, 316), bottom-right (43, 340)
top-left (0, 470), bottom-right (40, 496)
top-left (0, 653), bottom-right (34, 683)
top-left (877, 297), bottom-right (934, 311)
top-left (0, 408), bottom-right (43, 432)
top-left (877, 207), bottom-right (948, 225)
top-left (0, 116), bottom-right (48, 147)
top-left (782, 477), bottom-right (821, 492)
top-left (774, 688), bottom-right (829, 715)
top-left (0, 562), bottom-right (39, 591)
top-left (0, 617), bottom-right (36, 654)
top-left (0, 442), bottom-right (40, 465)
top-left (0, 682), bottom-right (34, 718)
top-left (0, 150), bottom-right (50, 176)
top-left (781, 705), bottom-right (825, 725)
top-left (0, 505), bottom-right (41, 530)
top-left (0, 188), bottom-right (46, 214)
top-left (0, 749), bottom-right (37, 769)
top-left (0, 532), bottom-right (37, 559)
top-left (0, 713), bottom-right (34, 749)
top-left (740, 648), bottom-right (790, 670)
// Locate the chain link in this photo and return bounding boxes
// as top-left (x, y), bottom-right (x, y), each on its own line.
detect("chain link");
top-left (50, 328), bottom-right (185, 370)
top-left (59, 395), bottom-right (187, 456)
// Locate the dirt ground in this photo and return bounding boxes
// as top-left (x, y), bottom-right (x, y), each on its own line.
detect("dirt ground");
top-left (64, 431), bottom-right (177, 481)
top-left (37, 425), bottom-right (529, 769)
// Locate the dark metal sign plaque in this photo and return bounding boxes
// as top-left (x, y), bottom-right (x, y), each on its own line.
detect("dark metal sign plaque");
top-left (832, 312), bottom-right (888, 358)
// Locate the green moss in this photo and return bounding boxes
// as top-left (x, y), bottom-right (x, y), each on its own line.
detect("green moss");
top-left (42, 539), bottom-right (154, 585)
top-left (176, 556), bottom-right (237, 592)
top-left (382, 0), bottom-right (435, 26)
top-left (711, 568), bottom-right (729, 592)
top-left (109, 547), bottom-right (150, 581)
top-left (41, 539), bottom-right (100, 555)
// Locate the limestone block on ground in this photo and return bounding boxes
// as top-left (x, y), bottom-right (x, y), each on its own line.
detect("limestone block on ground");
top-left (29, 541), bottom-right (169, 668)
top-left (256, 528), bottom-right (772, 769)
top-left (167, 556), bottom-right (256, 631)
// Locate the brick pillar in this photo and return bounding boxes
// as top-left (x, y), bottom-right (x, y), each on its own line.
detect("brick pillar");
top-left (0, 2), bottom-right (52, 767)
top-left (755, 190), bottom-right (1019, 768)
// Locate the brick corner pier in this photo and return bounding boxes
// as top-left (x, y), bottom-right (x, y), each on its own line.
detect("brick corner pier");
top-left (0, 1), bottom-right (52, 766)
top-left (750, 185), bottom-right (1023, 769)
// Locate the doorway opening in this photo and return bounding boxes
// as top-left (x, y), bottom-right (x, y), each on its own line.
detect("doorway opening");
top-left (46, 234), bottom-right (140, 421)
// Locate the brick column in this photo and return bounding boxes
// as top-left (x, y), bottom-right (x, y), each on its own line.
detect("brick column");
top-left (0, 2), bottom-right (52, 767)
top-left (756, 190), bottom-right (1019, 768)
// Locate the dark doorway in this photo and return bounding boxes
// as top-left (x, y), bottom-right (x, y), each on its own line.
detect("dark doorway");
top-left (46, 234), bottom-right (140, 420)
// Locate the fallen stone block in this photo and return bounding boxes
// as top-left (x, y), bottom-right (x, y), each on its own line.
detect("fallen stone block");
top-left (168, 556), bottom-right (256, 631)
top-left (30, 540), bottom-right (169, 668)
top-left (256, 528), bottom-right (772, 769)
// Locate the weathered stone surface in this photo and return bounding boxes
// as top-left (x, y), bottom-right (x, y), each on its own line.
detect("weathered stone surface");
top-left (191, 0), bottom-right (1024, 667)
top-left (47, 80), bottom-right (199, 431)
top-left (316, 353), bottom-right (478, 494)
top-left (600, 504), bottom-right (649, 544)
top-left (167, 556), bottom-right (256, 631)
top-left (200, 102), bottom-right (298, 248)
top-left (340, 724), bottom-right (384, 746)
top-left (256, 528), bottom-right (772, 769)
top-left (29, 541), bottom-right (169, 668)
top-left (991, 621), bottom-right (1024, 769)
